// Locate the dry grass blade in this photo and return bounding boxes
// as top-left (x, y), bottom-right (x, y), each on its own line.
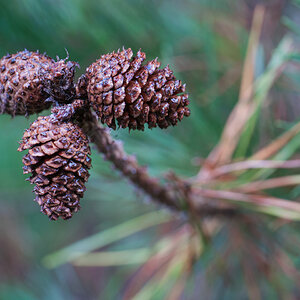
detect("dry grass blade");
top-left (43, 211), bottom-right (172, 269)
top-left (165, 232), bottom-right (200, 300)
top-left (227, 219), bottom-right (298, 298)
top-left (210, 160), bottom-right (300, 178)
top-left (122, 226), bottom-right (190, 300)
top-left (130, 237), bottom-right (191, 300)
top-left (123, 251), bottom-right (173, 300)
top-left (131, 253), bottom-right (186, 300)
top-left (251, 121), bottom-right (300, 160)
top-left (235, 175), bottom-right (300, 193)
top-left (71, 248), bottom-right (151, 267)
top-left (275, 248), bottom-right (300, 283)
top-left (193, 188), bottom-right (300, 219)
top-left (165, 273), bottom-right (188, 300)
top-left (198, 4), bottom-right (265, 172)
top-left (241, 249), bottom-right (262, 300)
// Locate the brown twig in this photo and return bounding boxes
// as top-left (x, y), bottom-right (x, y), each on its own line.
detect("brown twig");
top-left (80, 110), bottom-right (239, 218)
top-left (210, 160), bottom-right (300, 178)
top-left (81, 110), bottom-right (181, 210)
top-left (251, 121), bottom-right (300, 160)
top-left (235, 175), bottom-right (300, 193)
top-left (193, 188), bottom-right (300, 214)
top-left (198, 5), bottom-right (265, 171)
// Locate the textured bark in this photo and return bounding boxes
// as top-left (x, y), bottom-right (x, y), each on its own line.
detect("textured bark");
top-left (81, 110), bottom-right (182, 209)
top-left (81, 110), bottom-right (238, 218)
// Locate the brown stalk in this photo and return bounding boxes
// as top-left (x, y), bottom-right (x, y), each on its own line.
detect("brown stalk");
top-left (166, 273), bottom-right (188, 300)
top-left (122, 226), bottom-right (189, 300)
top-left (81, 110), bottom-right (181, 211)
top-left (211, 159), bottom-right (300, 178)
top-left (197, 4), bottom-right (265, 174)
top-left (235, 175), bottom-right (300, 193)
top-left (194, 160), bottom-right (300, 185)
top-left (68, 104), bottom-right (299, 222)
top-left (274, 248), bottom-right (300, 283)
top-left (241, 249), bottom-right (262, 300)
top-left (193, 188), bottom-right (300, 213)
top-left (80, 110), bottom-right (239, 218)
top-left (251, 121), bottom-right (300, 160)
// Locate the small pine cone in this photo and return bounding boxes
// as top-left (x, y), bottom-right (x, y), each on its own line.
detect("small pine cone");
top-left (0, 50), bottom-right (77, 116)
top-left (18, 116), bottom-right (91, 220)
top-left (85, 48), bottom-right (190, 130)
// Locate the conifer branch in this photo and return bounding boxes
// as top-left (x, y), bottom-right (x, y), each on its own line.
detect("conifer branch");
top-left (81, 110), bottom-right (238, 218)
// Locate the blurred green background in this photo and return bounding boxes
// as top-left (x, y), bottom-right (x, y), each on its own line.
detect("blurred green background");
top-left (0, 0), bottom-right (299, 299)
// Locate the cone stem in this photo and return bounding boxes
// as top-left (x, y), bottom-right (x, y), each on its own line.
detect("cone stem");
top-left (81, 110), bottom-right (181, 210)
top-left (81, 110), bottom-right (239, 218)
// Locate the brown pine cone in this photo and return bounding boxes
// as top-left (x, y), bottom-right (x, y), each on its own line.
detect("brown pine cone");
top-left (18, 116), bottom-right (91, 220)
top-left (0, 50), bottom-right (77, 116)
top-left (84, 48), bottom-right (190, 130)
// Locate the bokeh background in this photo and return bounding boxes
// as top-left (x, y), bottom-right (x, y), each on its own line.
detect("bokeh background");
top-left (0, 0), bottom-right (300, 299)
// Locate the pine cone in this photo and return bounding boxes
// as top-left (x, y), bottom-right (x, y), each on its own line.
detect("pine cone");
top-left (84, 48), bottom-right (190, 130)
top-left (0, 50), bottom-right (77, 116)
top-left (18, 116), bottom-right (91, 220)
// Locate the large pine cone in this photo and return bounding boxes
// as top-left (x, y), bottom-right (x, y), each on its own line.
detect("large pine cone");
top-left (18, 116), bottom-right (91, 220)
top-left (0, 50), bottom-right (77, 116)
top-left (84, 48), bottom-right (190, 130)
